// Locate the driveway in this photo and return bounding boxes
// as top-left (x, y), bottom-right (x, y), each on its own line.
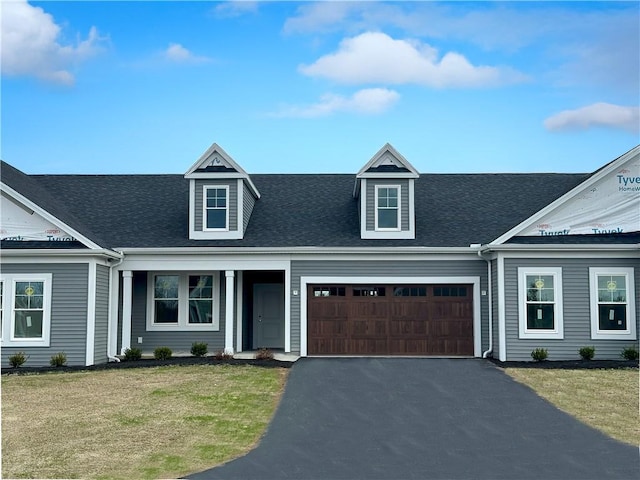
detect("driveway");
top-left (188, 358), bottom-right (639, 480)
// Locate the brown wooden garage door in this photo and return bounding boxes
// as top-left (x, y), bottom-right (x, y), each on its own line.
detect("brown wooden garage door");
top-left (307, 284), bottom-right (474, 356)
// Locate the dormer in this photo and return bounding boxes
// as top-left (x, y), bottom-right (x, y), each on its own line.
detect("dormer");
top-left (185, 143), bottom-right (260, 240)
top-left (353, 143), bottom-right (419, 240)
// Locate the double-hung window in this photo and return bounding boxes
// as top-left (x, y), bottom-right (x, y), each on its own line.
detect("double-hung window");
top-left (589, 267), bottom-right (636, 340)
top-left (148, 273), bottom-right (218, 331)
top-left (375, 185), bottom-right (400, 231)
top-left (204, 186), bottom-right (228, 230)
top-left (518, 267), bottom-right (563, 339)
top-left (0, 274), bottom-right (52, 347)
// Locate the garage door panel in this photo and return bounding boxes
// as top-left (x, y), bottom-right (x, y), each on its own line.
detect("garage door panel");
top-left (308, 284), bottom-right (474, 356)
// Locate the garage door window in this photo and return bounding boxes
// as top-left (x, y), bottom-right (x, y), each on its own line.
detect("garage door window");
top-left (393, 286), bottom-right (426, 296)
top-left (434, 286), bottom-right (467, 297)
top-left (353, 286), bottom-right (386, 297)
top-left (313, 286), bottom-right (345, 297)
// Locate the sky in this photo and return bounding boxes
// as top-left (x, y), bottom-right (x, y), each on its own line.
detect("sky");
top-left (1, 0), bottom-right (639, 175)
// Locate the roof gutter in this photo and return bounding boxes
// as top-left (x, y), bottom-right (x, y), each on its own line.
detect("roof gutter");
top-left (481, 243), bottom-right (639, 253)
top-left (0, 248), bottom-right (124, 260)
top-left (114, 246), bottom-right (483, 255)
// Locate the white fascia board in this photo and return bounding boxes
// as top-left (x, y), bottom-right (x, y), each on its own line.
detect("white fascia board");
top-left (356, 143), bottom-right (420, 178)
top-left (184, 143), bottom-right (261, 198)
top-left (357, 172), bottom-right (418, 179)
top-left (490, 145), bottom-right (640, 245)
top-left (0, 183), bottom-right (103, 250)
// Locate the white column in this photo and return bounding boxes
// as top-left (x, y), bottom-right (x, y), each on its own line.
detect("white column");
top-left (224, 270), bottom-right (235, 355)
top-left (120, 271), bottom-right (133, 355)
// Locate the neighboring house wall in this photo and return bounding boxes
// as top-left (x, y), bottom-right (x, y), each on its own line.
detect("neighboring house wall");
top-left (290, 259), bottom-right (489, 354)
top-left (1, 263), bottom-right (88, 367)
top-left (365, 179), bottom-right (410, 231)
top-left (93, 264), bottom-right (110, 365)
top-left (128, 271), bottom-right (227, 354)
top-left (242, 182), bottom-right (256, 234)
top-left (503, 257), bottom-right (639, 361)
top-left (194, 179), bottom-right (238, 232)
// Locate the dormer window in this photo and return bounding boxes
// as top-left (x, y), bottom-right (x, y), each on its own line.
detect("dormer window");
top-left (204, 186), bottom-right (229, 230)
top-left (376, 185), bottom-right (400, 231)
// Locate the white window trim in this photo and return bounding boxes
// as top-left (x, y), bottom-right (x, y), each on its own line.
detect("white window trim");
top-left (589, 267), bottom-right (636, 340)
top-left (146, 272), bottom-right (220, 331)
top-left (518, 267), bottom-right (564, 339)
top-left (202, 185), bottom-right (230, 232)
top-left (374, 184), bottom-right (401, 232)
top-left (0, 274), bottom-right (52, 347)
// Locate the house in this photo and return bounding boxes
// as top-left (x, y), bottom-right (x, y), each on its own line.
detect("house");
top-left (1, 143), bottom-right (638, 367)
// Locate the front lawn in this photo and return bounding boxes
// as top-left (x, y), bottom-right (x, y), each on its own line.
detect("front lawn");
top-left (2, 364), bottom-right (288, 479)
top-left (506, 368), bottom-right (639, 446)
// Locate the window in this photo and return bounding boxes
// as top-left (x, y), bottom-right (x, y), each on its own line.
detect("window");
top-left (0, 274), bottom-right (52, 347)
top-left (375, 185), bottom-right (400, 231)
top-left (313, 286), bottom-right (346, 297)
top-left (589, 267), bottom-right (636, 340)
top-left (148, 273), bottom-right (218, 331)
top-left (518, 267), bottom-right (563, 339)
top-left (204, 186), bottom-right (228, 230)
top-left (434, 286), bottom-right (467, 297)
top-left (393, 286), bottom-right (426, 297)
top-left (353, 286), bottom-right (386, 297)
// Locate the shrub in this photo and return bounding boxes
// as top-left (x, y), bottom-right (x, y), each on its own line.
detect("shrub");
top-left (214, 350), bottom-right (233, 360)
top-left (153, 346), bottom-right (172, 360)
top-left (191, 342), bottom-right (208, 357)
top-left (123, 347), bottom-right (142, 361)
top-left (531, 348), bottom-right (548, 362)
top-left (578, 346), bottom-right (595, 361)
top-left (50, 352), bottom-right (67, 367)
top-left (8, 352), bottom-right (28, 368)
top-left (621, 346), bottom-right (639, 361)
top-left (255, 348), bottom-right (274, 361)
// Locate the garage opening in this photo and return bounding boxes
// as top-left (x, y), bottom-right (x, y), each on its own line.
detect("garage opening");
top-left (307, 284), bottom-right (473, 356)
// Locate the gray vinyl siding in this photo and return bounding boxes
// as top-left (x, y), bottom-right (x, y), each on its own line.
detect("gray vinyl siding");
top-left (93, 264), bottom-right (110, 365)
top-left (194, 179), bottom-right (238, 232)
top-left (128, 271), bottom-right (226, 354)
top-left (291, 259), bottom-right (488, 355)
top-left (1, 263), bottom-right (88, 368)
top-left (504, 257), bottom-right (640, 361)
top-left (242, 182), bottom-right (256, 234)
top-left (365, 179), bottom-right (410, 231)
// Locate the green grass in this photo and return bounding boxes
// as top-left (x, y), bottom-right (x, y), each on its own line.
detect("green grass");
top-left (506, 368), bottom-right (639, 446)
top-left (2, 364), bottom-right (288, 479)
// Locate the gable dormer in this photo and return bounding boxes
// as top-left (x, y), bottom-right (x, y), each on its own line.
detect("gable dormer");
top-left (353, 143), bottom-right (419, 240)
top-left (185, 143), bottom-right (260, 240)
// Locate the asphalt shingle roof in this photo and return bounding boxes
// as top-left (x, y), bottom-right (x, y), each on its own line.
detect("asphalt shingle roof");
top-left (9, 170), bottom-right (587, 249)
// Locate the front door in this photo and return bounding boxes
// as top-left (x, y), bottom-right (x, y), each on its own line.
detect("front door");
top-left (253, 283), bottom-right (284, 349)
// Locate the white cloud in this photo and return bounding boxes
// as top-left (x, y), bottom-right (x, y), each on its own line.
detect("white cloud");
top-left (212, 1), bottom-right (259, 19)
top-left (299, 32), bottom-right (526, 88)
top-left (1, 0), bottom-right (105, 85)
top-left (163, 43), bottom-right (211, 64)
top-left (271, 88), bottom-right (400, 118)
top-left (544, 103), bottom-right (640, 133)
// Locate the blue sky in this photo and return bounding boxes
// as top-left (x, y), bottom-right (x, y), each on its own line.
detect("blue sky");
top-left (2, 1), bottom-right (639, 175)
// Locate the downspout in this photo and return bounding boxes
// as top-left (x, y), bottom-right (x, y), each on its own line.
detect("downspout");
top-left (107, 252), bottom-right (125, 362)
top-left (478, 248), bottom-right (493, 358)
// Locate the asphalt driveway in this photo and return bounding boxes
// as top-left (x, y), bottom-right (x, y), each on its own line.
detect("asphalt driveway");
top-left (188, 358), bottom-right (639, 480)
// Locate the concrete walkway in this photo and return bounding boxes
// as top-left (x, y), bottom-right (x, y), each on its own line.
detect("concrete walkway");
top-left (188, 358), bottom-right (639, 480)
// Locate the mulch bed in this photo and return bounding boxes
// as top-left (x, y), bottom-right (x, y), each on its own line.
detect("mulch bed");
top-left (490, 358), bottom-right (639, 370)
top-left (2, 356), bottom-right (294, 376)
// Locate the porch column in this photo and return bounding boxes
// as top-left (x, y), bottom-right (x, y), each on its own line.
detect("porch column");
top-left (120, 271), bottom-right (133, 355)
top-left (224, 270), bottom-right (235, 355)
